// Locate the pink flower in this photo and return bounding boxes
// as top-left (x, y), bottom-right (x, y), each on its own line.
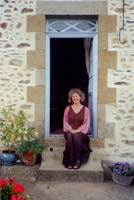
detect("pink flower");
top-left (0, 179), bottom-right (7, 188)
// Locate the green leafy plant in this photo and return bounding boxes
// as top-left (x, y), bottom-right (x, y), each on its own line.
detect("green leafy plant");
top-left (0, 107), bottom-right (38, 151)
top-left (16, 140), bottom-right (45, 158)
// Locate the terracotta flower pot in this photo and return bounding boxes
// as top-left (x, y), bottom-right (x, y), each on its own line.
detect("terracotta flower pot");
top-left (22, 151), bottom-right (37, 166)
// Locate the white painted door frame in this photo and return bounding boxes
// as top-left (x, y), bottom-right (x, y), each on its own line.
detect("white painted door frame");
top-left (45, 33), bottom-right (98, 138)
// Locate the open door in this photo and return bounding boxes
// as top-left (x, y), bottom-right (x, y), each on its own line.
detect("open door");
top-left (45, 18), bottom-right (98, 138)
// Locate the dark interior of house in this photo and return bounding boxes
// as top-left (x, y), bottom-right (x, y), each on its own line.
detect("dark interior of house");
top-left (50, 38), bottom-right (88, 134)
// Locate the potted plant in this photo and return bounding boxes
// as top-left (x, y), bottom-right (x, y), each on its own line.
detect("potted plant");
top-left (109, 162), bottom-right (134, 185)
top-left (0, 107), bottom-right (38, 165)
top-left (16, 140), bottom-right (45, 166)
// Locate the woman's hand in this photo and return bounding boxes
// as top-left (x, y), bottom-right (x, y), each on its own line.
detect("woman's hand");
top-left (70, 129), bottom-right (80, 134)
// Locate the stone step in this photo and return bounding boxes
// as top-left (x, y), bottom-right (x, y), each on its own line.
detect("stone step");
top-left (39, 137), bottom-right (104, 182)
top-left (44, 136), bottom-right (105, 148)
top-left (39, 162), bottom-right (104, 182)
top-left (42, 147), bottom-right (103, 164)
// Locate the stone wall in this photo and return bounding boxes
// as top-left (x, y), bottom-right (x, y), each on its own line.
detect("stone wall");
top-left (103, 0), bottom-right (134, 163)
top-left (0, 0), bottom-right (37, 147)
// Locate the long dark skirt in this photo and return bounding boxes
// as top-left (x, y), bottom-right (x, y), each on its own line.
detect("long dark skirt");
top-left (62, 131), bottom-right (92, 167)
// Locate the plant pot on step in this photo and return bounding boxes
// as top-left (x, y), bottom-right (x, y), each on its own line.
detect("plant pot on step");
top-left (111, 171), bottom-right (134, 186)
top-left (1, 150), bottom-right (17, 166)
top-left (22, 151), bottom-right (37, 166)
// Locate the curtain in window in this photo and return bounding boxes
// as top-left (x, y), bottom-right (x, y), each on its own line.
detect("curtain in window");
top-left (84, 38), bottom-right (91, 74)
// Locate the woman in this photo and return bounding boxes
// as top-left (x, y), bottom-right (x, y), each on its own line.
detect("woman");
top-left (62, 88), bottom-right (92, 169)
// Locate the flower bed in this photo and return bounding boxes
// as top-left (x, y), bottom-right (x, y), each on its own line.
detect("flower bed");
top-left (0, 179), bottom-right (30, 200)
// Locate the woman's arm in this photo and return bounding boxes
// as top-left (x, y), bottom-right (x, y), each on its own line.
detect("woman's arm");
top-left (63, 106), bottom-right (72, 132)
top-left (78, 107), bottom-right (90, 134)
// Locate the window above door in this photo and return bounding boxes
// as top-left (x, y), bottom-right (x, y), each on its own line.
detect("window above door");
top-left (46, 18), bottom-right (98, 34)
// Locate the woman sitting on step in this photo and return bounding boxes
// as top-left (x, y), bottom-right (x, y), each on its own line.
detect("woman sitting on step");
top-left (62, 88), bottom-right (92, 169)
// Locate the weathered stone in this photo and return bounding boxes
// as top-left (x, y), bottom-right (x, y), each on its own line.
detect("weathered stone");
top-left (20, 104), bottom-right (31, 109)
top-left (98, 87), bottom-right (116, 104)
top-left (26, 15), bottom-right (46, 32)
top-left (4, 0), bottom-right (9, 3)
top-left (4, 9), bottom-right (11, 13)
top-left (123, 140), bottom-right (134, 145)
top-left (98, 33), bottom-right (108, 50)
top-left (21, 8), bottom-right (33, 13)
top-left (35, 103), bottom-right (45, 121)
top-left (98, 15), bottom-right (117, 33)
top-left (17, 43), bottom-right (30, 48)
top-left (19, 80), bottom-right (30, 84)
top-left (98, 104), bottom-right (106, 122)
top-left (98, 122), bottom-right (115, 139)
top-left (98, 69), bottom-right (107, 87)
top-left (27, 50), bottom-right (45, 69)
top-left (27, 86), bottom-right (45, 103)
top-left (115, 8), bottom-right (125, 13)
top-left (1, 23), bottom-right (7, 29)
top-left (5, 44), bottom-right (12, 48)
top-left (114, 81), bottom-right (129, 85)
top-left (9, 59), bottom-right (22, 66)
top-left (90, 138), bottom-right (105, 148)
top-left (16, 23), bottom-right (22, 28)
top-left (36, 69), bottom-right (45, 85)
top-left (35, 32), bottom-right (45, 49)
top-left (99, 51), bottom-right (117, 70)
top-left (36, 1), bottom-right (107, 15)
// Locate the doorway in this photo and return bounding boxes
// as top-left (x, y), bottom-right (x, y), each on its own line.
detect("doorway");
top-left (45, 18), bottom-right (98, 138)
top-left (50, 38), bottom-right (88, 134)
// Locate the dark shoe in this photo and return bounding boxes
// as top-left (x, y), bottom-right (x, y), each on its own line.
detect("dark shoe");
top-left (73, 161), bottom-right (81, 169)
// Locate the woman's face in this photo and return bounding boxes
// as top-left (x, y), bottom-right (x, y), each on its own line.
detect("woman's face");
top-left (72, 93), bottom-right (81, 104)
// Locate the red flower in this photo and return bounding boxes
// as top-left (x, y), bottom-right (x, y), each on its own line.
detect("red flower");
top-left (8, 178), bottom-right (16, 185)
top-left (17, 196), bottom-right (25, 200)
top-left (11, 195), bottom-right (18, 200)
top-left (13, 183), bottom-right (25, 194)
top-left (0, 179), bottom-right (7, 188)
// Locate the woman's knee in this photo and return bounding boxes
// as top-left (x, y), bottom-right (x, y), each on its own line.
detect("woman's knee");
top-left (65, 131), bottom-right (73, 140)
top-left (73, 132), bottom-right (82, 142)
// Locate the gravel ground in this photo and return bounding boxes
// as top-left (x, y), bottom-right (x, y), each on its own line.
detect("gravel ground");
top-left (0, 164), bottom-right (134, 200)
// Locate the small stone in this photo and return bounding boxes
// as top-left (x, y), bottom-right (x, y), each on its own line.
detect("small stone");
top-left (16, 23), bottom-right (22, 28)
top-left (5, 44), bottom-right (12, 48)
top-left (17, 43), bottom-right (30, 48)
top-left (21, 8), bottom-right (33, 13)
top-left (4, 9), bottom-right (11, 13)
top-left (1, 23), bottom-right (7, 29)
top-left (4, 0), bottom-right (9, 3)
top-left (9, 59), bottom-right (22, 66)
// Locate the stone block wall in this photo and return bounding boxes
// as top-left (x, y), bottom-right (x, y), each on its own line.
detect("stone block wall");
top-left (103, 0), bottom-right (134, 163)
top-left (0, 0), bottom-right (38, 148)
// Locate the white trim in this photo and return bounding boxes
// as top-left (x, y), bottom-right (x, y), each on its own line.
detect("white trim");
top-left (45, 35), bottom-right (50, 138)
top-left (45, 19), bottom-right (98, 138)
top-left (92, 34), bottom-right (98, 138)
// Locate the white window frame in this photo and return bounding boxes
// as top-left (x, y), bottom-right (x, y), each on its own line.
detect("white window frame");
top-left (45, 19), bottom-right (98, 138)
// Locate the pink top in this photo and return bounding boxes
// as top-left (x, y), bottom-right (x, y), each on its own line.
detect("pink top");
top-left (63, 106), bottom-right (90, 134)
